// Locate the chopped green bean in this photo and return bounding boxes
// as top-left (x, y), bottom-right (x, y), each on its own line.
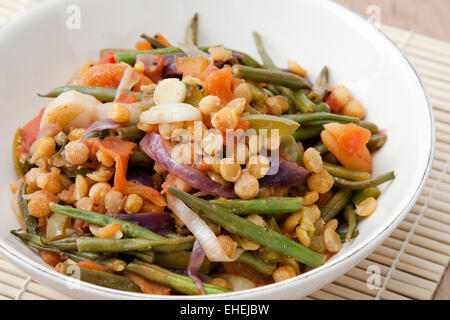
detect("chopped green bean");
top-left (314, 102), bottom-right (330, 113)
top-left (126, 261), bottom-right (229, 295)
top-left (322, 162), bottom-right (371, 181)
top-left (308, 66), bottom-right (329, 104)
top-left (333, 171), bottom-right (395, 190)
top-left (50, 203), bottom-right (165, 240)
top-left (18, 184), bottom-right (39, 235)
top-left (209, 197), bottom-right (302, 215)
top-left (321, 188), bottom-right (353, 223)
top-left (236, 251), bottom-right (276, 275)
top-left (168, 187), bottom-right (326, 268)
top-left (367, 132), bottom-right (387, 152)
top-left (140, 33), bottom-right (167, 48)
top-left (293, 91), bottom-right (315, 113)
top-left (232, 65), bottom-right (311, 90)
top-left (343, 205), bottom-right (357, 242)
top-left (352, 187), bottom-right (381, 205)
top-left (359, 121), bottom-right (379, 134)
top-left (292, 126), bottom-right (323, 141)
top-left (154, 251), bottom-right (213, 274)
top-left (184, 13), bottom-right (198, 45)
top-left (38, 85), bottom-right (142, 103)
top-left (282, 112), bottom-right (358, 125)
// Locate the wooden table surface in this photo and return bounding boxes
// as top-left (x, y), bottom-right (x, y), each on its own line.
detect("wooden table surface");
top-left (335, 0), bottom-right (450, 300)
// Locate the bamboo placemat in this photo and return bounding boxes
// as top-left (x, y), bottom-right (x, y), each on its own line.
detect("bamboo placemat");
top-left (0, 1), bottom-right (449, 300)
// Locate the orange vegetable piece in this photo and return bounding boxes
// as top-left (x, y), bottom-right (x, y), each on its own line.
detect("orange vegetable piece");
top-left (142, 54), bottom-right (165, 83)
top-left (205, 67), bottom-right (235, 104)
top-left (236, 117), bottom-right (250, 132)
top-left (321, 123), bottom-right (372, 172)
top-left (175, 56), bottom-right (211, 78)
top-left (90, 137), bottom-right (136, 192)
top-left (99, 51), bottom-right (116, 64)
top-left (20, 107), bottom-right (45, 150)
top-left (135, 40), bottom-right (152, 51)
top-left (39, 250), bottom-right (61, 267)
top-left (116, 93), bottom-right (138, 104)
top-left (79, 63), bottom-right (127, 89)
top-left (123, 271), bottom-right (170, 295)
top-left (76, 260), bottom-right (108, 272)
top-left (123, 180), bottom-right (166, 207)
top-left (153, 33), bottom-right (173, 47)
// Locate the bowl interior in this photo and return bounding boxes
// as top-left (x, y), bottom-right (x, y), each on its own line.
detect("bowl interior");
top-left (0, 0), bottom-right (433, 299)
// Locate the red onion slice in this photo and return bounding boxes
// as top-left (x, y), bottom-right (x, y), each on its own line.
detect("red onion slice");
top-left (106, 212), bottom-right (174, 236)
top-left (259, 159), bottom-right (309, 188)
top-left (187, 239), bottom-right (206, 295)
top-left (82, 119), bottom-right (123, 138)
top-left (139, 132), bottom-right (235, 198)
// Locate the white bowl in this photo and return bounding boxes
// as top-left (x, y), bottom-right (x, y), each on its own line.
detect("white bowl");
top-left (0, 0), bottom-right (433, 300)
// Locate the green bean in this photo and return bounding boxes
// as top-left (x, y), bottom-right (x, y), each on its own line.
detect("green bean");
top-left (322, 162), bottom-right (371, 181)
top-left (321, 188), bottom-right (353, 223)
top-left (258, 218), bottom-right (286, 263)
top-left (308, 66), bottom-right (329, 104)
top-left (231, 65), bottom-right (311, 90)
top-left (114, 125), bottom-right (145, 141)
top-left (126, 261), bottom-right (230, 295)
top-left (367, 132), bottom-right (387, 152)
top-left (352, 187), bottom-right (381, 205)
top-left (53, 132), bottom-right (69, 147)
top-left (18, 184), bottom-right (39, 235)
top-left (129, 148), bottom-right (153, 167)
top-left (314, 142), bottom-right (328, 155)
top-left (236, 251), bottom-right (276, 275)
top-left (61, 263), bottom-right (142, 292)
top-left (13, 129), bottom-right (27, 177)
top-left (343, 205), bottom-right (357, 242)
top-left (168, 187), bottom-right (326, 268)
top-left (314, 102), bottom-right (330, 113)
top-left (293, 91), bottom-right (315, 113)
top-left (333, 171), bottom-right (395, 190)
top-left (247, 82), bottom-right (268, 104)
top-left (209, 197), bottom-right (302, 215)
top-left (265, 84), bottom-right (281, 96)
top-left (184, 13), bottom-right (198, 45)
top-left (154, 251), bottom-right (213, 274)
top-left (292, 126), bottom-right (323, 141)
top-left (38, 85), bottom-right (142, 103)
top-left (359, 120), bottom-right (379, 134)
top-left (140, 33), bottom-right (167, 48)
top-left (50, 203), bottom-right (164, 240)
top-left (61, 166), bottom-right (91, 178)
top-left (283, 112), bottom-right (358, 125)
top-left (338, 230), bottom-right (358, 241)
top-left (253, 32), bottom-right (301, 113)
top-left (115, 47), bottom-right (261, 68)
top-left (74, 236), bottom-right (194, 253)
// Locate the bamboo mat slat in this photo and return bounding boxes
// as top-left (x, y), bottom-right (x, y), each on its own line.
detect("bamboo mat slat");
top-left (0, 3), bottom-right (449, 300)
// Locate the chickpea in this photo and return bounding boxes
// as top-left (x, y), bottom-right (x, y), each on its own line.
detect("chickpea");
top-left (137, 121), bottom-right (155, 133)
top-left (75, 175), bottom-right (89, 201)
top-left (295, 226), bottom-right (311, 247)
top-left (68, 128), bottom-right (86, 141)
top-left (342, 99), bottom-right (366, 119)
top-left (210, 278), bottom-right (231, 290)
top-left (265, 96), bottom-right (290, 116)
top-left (211, 107), bottom-right (238, 132)
top-left (28, 190), bottom-right (58, 218)
top-left (325, 219), bottom-right (339, 231)
top-left (96, 150), bottom-right (115, 167)
top-left (272, 265), bottom-right (297, 283)
top-left (202, 132), bottom-right (223, 156)
top-left (225, 98), bottom-right (246, 116)
top-left (246, 155), bottom-right (270, 179)
top-left (124, 194), bottom-right (144, 214)
top-left (241, 238), bottom-right (260, 251)
top-left (283, 211), bottom-right (302, 231)
top-left (104, 190), bottom-right (124, 213)
top-left (77, 197), bottom-right (93, 211)
top-left (34, 137), bottom-right (56, 160)
top-left (234, 173), bottom-right (259, 200)
top-left (36, 167), bottom-right (62, 194)
top-left (355, 197), bottom-right (377, 217)
top-left (89, 223), bottom-right (123, 239)
top-left (287, 60), bottom-right (307, 77)
top-left (159, 122), bottom-right (184, 140)
top-left (219, 158), bottom-right (241, 182)
top-left (199, 95), bottom-right (221, 116)
top-left (208, 46), bottom-right (232, 61)
top-left (57, 185), bottom-right (76, 205)
top-left (303, 191), bottom-right (319, 206)
top-left (217, 235), bottom-right (237, 258)
top-left (280, 257), bottom-right (301, 275)
top-left (86, 166), bottom-right (114, 182)
top-left (323, 228), bottom-right (342, 253)
top-left (307, 169), bottom-right (334, 194)
top-left (88, 182), bottom-right (111, 204)
top-left (303, 148), bottom-right (323, 173)
top-left (262, 134), bottom-right (280, 151)
top-left (233, 83), bottom-right (252, 103)
top-left (246, 214), bottom-right (267, 228)
top-left (64, 141), bottom-right (90, 165)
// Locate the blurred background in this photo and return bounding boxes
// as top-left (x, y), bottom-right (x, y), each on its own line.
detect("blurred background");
top-left (335, 0), bottom-right (450, 42)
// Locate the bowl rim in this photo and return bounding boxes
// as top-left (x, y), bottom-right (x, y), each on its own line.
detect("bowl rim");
top-left (0, 0), bottom-right (435, 299)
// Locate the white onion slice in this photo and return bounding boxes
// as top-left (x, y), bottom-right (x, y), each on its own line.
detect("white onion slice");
top-left (114, 66), bottom-right (140, 101)
top-left (139, 103), bottom-right (201, 124)
top-left (167, 196), bottom-right (242, 262)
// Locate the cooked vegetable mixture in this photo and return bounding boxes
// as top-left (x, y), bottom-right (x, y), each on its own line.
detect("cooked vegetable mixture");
top-left (10, 14), bottom-right (395, 295)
